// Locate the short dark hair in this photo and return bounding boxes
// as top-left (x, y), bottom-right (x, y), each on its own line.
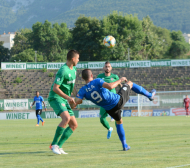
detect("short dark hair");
top-left (36, 91), bottom-right (39, 93)
top-left (82, 69), bottom-right (92, 81)
top-left (105, 61), bottom-right (111, 65)
top-left (67, 50), bottom-right (79, 60)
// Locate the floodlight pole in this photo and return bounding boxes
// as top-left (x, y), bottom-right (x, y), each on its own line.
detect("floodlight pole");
top-left (128, 48), bottom-right (130, 61)
top-left (35, 51), bottom-right (37, 62)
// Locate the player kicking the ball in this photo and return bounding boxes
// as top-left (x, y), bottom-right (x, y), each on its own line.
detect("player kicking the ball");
top-left (73, 69), bottom-right (156, 151)
top-left (97, 61), bottom-right (121, 139)
top-left (48, 50), bottom-right (79, 155)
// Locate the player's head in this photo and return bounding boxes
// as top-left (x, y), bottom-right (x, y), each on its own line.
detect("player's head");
top-left (186, 95), bottom-right (188, 98)
top-left (36, 91), bottom-right (39, 97)
top-left (103, 61), bottom-right (112, 74)
top-left (67, 50), bottom-right (80, 66)
top-left (82, 69), bottom-right (93, 81)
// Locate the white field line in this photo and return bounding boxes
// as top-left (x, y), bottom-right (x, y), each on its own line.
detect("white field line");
top-left (166, 164), bottom-right (190, 168)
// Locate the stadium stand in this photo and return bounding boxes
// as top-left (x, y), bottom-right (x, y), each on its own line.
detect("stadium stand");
top-left (0, 66), bottom-right (190, 99)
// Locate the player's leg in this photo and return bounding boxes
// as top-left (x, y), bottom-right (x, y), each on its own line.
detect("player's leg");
top-left (131, 82), bottom-right (156, 101)
top-left (35, 110), bottom-right (39, 126)
top-left (57, 115), bottom-right (77, 153)
top-left (100, 107), bottom-right (110, 130)
top-left (110, 117), bottom-right (114, 122)
top-left (36, 114), bottom-right (40, 126)
top-left (115, 118), bottom-right (130, 151)
top-left (107, 109), bottom-right (130, 151)
top-left (38, 110), bottom-right (45, 125)
top-left (185, 106), bottom-right (189, 117)
top-left (57, 102), bottom-right (77, 154)
top-left (99, 107), bottom-right (113, 139)
top-left (49, 99), bottom-right (70, 154)
top-left (51, 111), bottom-right (70, 154)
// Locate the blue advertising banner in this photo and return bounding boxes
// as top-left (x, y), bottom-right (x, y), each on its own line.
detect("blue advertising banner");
top-left (152, 109), bottom-right (170, 116)
top-left (123, 110), bottom-right (131, 117)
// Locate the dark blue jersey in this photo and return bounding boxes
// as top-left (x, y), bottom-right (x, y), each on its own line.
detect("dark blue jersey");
top-left (76, 78), bottom-right (120, 110)
top-left (34, 96), bottom-right (44, 110)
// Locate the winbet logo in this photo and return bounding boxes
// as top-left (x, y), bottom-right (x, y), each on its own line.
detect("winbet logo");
top-left (6, 113), bottom-right (30, 119)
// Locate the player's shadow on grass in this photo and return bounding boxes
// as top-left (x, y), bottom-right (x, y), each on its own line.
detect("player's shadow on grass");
top-left (0, 151), bottom-right (48, 156)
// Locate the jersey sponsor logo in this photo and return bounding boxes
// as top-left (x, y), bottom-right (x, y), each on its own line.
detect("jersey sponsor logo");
top-left (67, 79), bottom-right (75, 84)
top-left (57, 78), bottom-right (60, 82)
top-left (123, 87), bottom-right (127, 91)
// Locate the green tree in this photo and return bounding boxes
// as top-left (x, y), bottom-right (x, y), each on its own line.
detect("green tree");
top-left (10, 28), bottom-right (32, 56)
top-left (0, 41), bottom-right (10, 64)
top-left (69, 15), bottom-right (102, 61)
top-left (169, 31), bottom-right (190, 58)
top-left (100, 11), bottom-right (145, 60)
top-left (10, 49), bottom-right (43, 62)
top-left (30, 20), bottom-right (70, 62)
top-left (154, 27), bottom-right (172, 58)
top-left (141, 16), bottom-right (164, 60)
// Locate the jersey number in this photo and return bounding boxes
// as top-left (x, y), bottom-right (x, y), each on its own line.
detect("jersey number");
top-left (91, 91), bottom-right (102, 103)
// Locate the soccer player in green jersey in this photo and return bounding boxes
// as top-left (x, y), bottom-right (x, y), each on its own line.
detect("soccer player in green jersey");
top-left (48, 50), bottom-right (79, 155)
top-left (97, 61), bottom-right (121, 139)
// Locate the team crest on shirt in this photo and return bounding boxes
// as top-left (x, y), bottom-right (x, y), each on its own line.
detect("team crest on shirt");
top-left (111, 78), bottom-right (113, 81)
top-left (69, 74), bottom-right (71, 77)
top-left (123, 87), bottom-right (127, 91)
top-left (62, 103), bottom-right (65, 107)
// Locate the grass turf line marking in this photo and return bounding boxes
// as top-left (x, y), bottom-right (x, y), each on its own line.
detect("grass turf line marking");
top-left (166, 164), bottom-right (190, 168)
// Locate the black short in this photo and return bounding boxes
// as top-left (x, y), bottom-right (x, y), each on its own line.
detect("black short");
top-left (36, 109), bottom-right (42, 116)
top-left (106, 84), bottom-right (130, 121)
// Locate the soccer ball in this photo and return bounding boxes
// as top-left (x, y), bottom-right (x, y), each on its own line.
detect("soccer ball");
top-left (103, 35), bottom-right (116, 48)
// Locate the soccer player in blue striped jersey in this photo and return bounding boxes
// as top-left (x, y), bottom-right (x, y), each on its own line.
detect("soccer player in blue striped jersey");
top-left (73, 69), bottom-right (156, 151)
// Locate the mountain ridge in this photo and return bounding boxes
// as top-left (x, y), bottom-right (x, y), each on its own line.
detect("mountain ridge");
top-left (0, 0), bottom-right (190, 33)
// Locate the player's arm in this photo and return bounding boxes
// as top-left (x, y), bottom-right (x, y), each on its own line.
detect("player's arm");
top-left (71, 88), bottom-right (85, 109)
top-left (53, 84), bottom-right (75, 104)
top-left (116, 75), bottom-right (122, 88)
top-left (102, 77), bottom-right (127, 90)
top-left (30, 101), bottom-right (35, 108)
top-left (42, 101), bottom-right (47, 111)
top-left (71, 98), bottom-right (83, 109)
top-left (72, 86), bottom-right (78, 97)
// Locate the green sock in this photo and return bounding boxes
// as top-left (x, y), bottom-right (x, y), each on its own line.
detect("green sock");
top-left (58, 126), bottom-right (73, 148)
top-left (100, 117), bottom-right (110, 130)
top-left (52, 126), bottom-right (65, 145)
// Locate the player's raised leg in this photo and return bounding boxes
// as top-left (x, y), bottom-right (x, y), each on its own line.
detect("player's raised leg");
top-left (131, 83), bottom-right (156, 101)
top-left (99, 107), bottom-right (113, 139)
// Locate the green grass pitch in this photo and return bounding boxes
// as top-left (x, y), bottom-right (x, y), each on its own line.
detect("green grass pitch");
top-left (0, 116), bottom-right (190, 168)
